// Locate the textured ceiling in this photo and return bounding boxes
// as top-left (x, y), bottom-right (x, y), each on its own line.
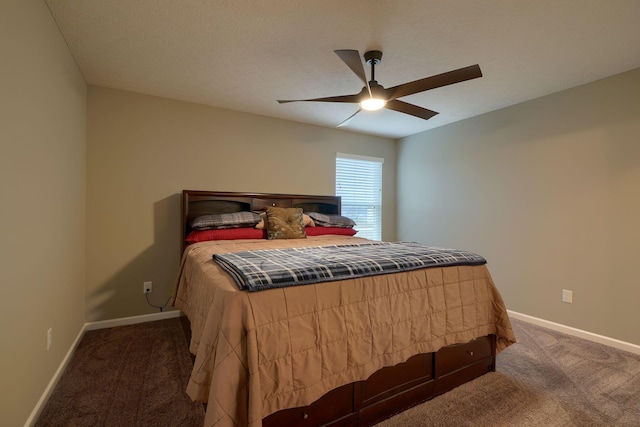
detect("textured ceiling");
top-left (46, 0), bottom-right (640, 139)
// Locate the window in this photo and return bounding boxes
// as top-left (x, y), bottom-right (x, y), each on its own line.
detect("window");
top-left (336, 153), bottom-right (383, 241)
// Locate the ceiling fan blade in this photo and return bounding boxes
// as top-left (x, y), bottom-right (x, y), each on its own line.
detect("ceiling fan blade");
top-left (336, 109), bottom-right (361, 127)
top-left (277, 93), bottom-right (360, 104)
top-left (385, 99), bottom-right (439, 121)
top-left (385, 64), bottom-right (482, 100)
top-left (334, 50), bottom-right (369, 86)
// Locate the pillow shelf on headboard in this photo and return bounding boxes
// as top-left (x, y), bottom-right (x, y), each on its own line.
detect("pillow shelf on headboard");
top-left (181, 190), bottom-right (341, 250)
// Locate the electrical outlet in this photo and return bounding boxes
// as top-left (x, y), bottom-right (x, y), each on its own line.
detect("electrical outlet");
top-left (562, 289), bottom-right (573, 304)
top-left (143, 281), bottom-right (153, 294)
top-left (47, 328), bottom-right (52, 351)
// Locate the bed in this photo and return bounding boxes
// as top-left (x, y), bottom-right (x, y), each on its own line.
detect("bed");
top-left (172, 190), bottom-right (516, 427)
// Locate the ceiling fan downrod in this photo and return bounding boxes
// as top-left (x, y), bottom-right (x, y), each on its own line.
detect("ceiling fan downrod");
top-left (364, 50), bottom-right (382, 83)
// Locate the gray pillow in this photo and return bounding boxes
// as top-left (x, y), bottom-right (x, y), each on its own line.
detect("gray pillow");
top-left (191, 211), bottom-right (261, 230)
top-left (307, 212), bottom-right (356, 228)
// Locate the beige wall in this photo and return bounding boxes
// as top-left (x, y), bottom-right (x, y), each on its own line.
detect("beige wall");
top-left (0, 1), bottom-right (87, 425)
top-left (10, 3), bottom-right (637, 423)
top-left (397, 68), bottom-right (640, 345)
top-left (86, 86), bottom-right (396, 321)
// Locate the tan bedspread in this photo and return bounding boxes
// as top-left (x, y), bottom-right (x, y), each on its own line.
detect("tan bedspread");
top-left (172, 236), bottom-right (516, 427)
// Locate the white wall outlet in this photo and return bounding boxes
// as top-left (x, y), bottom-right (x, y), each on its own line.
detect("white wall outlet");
top-left (143, 281), bottom-right (153, 294)
top-left (47, 328), bottom-right (52, 351)
top-left (562, 289), bottom-right (573, 304)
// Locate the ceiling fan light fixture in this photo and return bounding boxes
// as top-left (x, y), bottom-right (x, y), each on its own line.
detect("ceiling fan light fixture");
top-left (360, 97), bottom-right (386, 111)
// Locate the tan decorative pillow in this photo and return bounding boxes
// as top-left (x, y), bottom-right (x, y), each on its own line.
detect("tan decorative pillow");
top-left (303, 214), bottom-right (316, 227)
top-left (256, 212), bottom-right (315, 229)
top-left (266, 207), bottom-right (307, 239)
top-left (255, 212), bottom-right (267, 229)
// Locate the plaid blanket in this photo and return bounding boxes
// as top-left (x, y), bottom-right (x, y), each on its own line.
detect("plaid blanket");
top-left (214, 242), bottom-right (486, 292)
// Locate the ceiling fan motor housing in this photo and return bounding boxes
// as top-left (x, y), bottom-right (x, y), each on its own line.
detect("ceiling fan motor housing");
top-left (364, 50), bottom-right (383, 66)
top-left (368, 81), bottom-right (386, 98)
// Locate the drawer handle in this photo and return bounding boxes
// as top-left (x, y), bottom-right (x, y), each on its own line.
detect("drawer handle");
top-left (468, 351), bottom-right (474, 356)
top-left (303, 413), bottom-right (309, 419)
top-left (272, 203), bottom-right (276, 206)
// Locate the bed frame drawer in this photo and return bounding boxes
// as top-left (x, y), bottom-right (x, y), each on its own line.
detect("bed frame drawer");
top-left (435, 335), bottom-right (494, 377)
top-left (262, 337), bottom-right (496, 427)
top-left (362, 352), bottom-right (433, 407)
top-left (263, 383), bottom-right (354, 427)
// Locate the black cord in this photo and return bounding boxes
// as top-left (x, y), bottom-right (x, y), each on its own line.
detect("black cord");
top-left (145, 292), bottom-right (171, 312)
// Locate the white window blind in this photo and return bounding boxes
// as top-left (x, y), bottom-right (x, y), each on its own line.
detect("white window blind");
top-left (336, 153), bottom-right (383, 241)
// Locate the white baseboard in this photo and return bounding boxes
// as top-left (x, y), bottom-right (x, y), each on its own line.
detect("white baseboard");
top-left (24, 309), bottom-right (182, 427)
top-left (23, 325), bottom-right (85, 427)
top-left (84, 309), bottom-right (181, 331)
top-left (508, 310), bottom-right (640, 356)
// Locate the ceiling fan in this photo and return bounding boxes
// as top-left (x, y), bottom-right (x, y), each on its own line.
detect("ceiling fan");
top-left (277, 50), bottom-right (482, 127)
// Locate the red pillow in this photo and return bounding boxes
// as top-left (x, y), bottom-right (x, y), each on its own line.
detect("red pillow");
top-left (186, 227), bottom-right (266, 243)
top-left (305, 227), bottom-right (357, 236)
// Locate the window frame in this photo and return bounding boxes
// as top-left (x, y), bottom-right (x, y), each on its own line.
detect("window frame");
top-left (335, 153), bottom-right (384, 241)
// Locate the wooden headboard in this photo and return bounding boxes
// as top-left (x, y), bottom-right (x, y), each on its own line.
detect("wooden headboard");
top-left (181, 190), bottom-right (341, 249)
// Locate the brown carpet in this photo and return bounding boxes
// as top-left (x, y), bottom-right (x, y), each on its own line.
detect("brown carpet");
top-left (35, 317), bottom-right (640, 427)
top-left (378, 319), bottom-right (640, 427)
top-left (35, 318), bottom-right (205, 427)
